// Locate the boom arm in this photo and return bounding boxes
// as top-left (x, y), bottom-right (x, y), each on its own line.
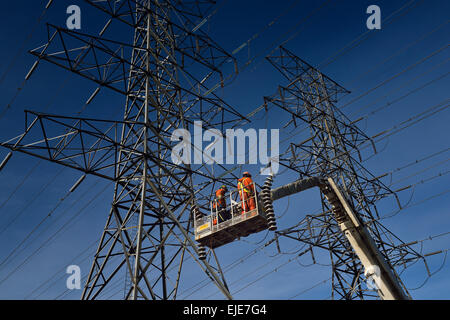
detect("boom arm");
top-left (265, 176), bottom-right (410, 300)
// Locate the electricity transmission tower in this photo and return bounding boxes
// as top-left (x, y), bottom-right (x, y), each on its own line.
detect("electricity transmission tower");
top-left (0, 2), bottom-right (425, 300)
top-left (1, 0), bottom-right (248, 300)
top-left (263, 46), bottom-right (422, 299)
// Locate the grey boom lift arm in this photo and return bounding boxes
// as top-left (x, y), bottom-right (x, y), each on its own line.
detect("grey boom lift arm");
top-left (268, 176), bottom-right (410, 300)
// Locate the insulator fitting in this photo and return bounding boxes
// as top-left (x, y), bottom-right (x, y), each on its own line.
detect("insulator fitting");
top-left (321, 185), bottom-right (347, 224)
top-left (25, 60), bottom-right (40, 80)
top-left (192, 205), bottom-right (203, 220)
top-left (0, 152), bottom-right (13, 172)
top-left (198, 246), bottom-right (206, 261)
top-left (192, 204), bottom-right (207, 260)
top-left (261, 175), bottom-right (277, 231)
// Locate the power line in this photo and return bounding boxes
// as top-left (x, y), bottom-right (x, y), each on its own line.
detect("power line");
top-left (381, 187), bottom-right (450, 220)
top-left (0, 182), bottom-right (111, 288)
top-left (0, 186), bottom-right (76, 270)
top-left (178, 241), bottom-right (282, 299)
top-left (245, 0), bottom-right (335, 70)
top-left (0, 0), bottom-right (53, 86)
top-left (0, 166), bottom-right (65, 236)
top-left (339, 44), bottom-right (449, 111)
top-left (370, 100), bottom-right (449, 144)
top-left (407, 250), bottom-right (448, 291)
top-left (199, 0), bottom-right (335, 95)
top-left (275, 98), bottom-right (449, 179)
top-left (368, 146), bottom-right (450, 187)
top-left (387, 147), bottom-right (450, 175)
top-left (26, 240), bottom-right (98, 299)
top-left (230, 0), bottom-right (303, 57)
top-left (349, 59), bottom-right (450, 119)
top-left (348, 19), bottom-right (449, 88)
top-left (288, 277), bottom-right (332, 299)
top-left (0, 179), bottom-right (103, 273)
top-left (389, 159), bottom-right (450, 188)
top-left (318, 0), bottom-right (425, 69)
top-left (241, 45), bottom-right (449, 164)
top-left (0, 161), bottom-right (40, 211)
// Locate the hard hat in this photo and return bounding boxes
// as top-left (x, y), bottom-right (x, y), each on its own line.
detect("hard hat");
top-left (243, 171), bottom-right (251, 177)
top-left (221, 184), bottom-right (228, 191)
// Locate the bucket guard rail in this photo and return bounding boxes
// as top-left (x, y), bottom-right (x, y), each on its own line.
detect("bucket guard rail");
top-left (194, 183), bottom-right (269, 249)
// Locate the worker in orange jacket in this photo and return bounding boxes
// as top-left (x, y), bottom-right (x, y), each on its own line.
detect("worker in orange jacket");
top-left (237, 172), bottom-right (256, 214)
top-left (213, 185), bottom-right (230, 224)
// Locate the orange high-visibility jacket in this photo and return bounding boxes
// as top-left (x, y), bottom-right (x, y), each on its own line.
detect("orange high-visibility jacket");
top-left (237, 177), bottom-right (255, 195)
top-left (213, 188), bottom-right (226, 209)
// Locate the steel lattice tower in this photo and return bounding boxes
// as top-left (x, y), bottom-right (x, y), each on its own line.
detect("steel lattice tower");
top-left (263, 46), bottom-right (421, 299)
top-left (1, 0), bottom-right (248, 300)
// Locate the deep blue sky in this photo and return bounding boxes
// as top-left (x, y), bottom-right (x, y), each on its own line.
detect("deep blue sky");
top-left (0, 0), bottom-right (448, 300)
